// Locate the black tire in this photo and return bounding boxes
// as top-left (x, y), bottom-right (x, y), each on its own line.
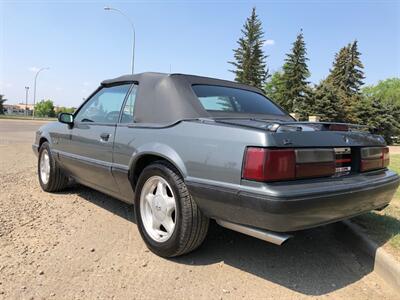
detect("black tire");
top-left (135, 161), bottom-right (209, 257)
top-left (38, 142), bottom-right (68, 192)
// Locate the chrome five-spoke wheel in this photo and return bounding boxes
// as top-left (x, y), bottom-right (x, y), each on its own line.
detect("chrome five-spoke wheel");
top-left (139, 176), bottom-right (176, 242)
top-left (37, 142), bottom-right (68, 192)
top-left (40, 149), bottom-right (50, 185)
top-left (135, 161), bottom-right (209, 257)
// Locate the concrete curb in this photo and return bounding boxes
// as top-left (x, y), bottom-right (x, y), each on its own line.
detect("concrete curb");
top-left (342, 220), bottom-right (400, 292)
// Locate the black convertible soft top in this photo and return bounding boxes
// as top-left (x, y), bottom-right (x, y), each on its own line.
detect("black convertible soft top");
top-left (101, 72), bottom-right (292, 124)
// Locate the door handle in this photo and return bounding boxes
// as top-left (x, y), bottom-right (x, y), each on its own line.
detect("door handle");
top-left (100, 133), bottom-right (110, 141)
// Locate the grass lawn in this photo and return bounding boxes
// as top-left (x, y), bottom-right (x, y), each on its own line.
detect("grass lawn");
top-left (391, 154), bottom-right (400, 199)
top-left (353, 154), bottom-right (400, 256)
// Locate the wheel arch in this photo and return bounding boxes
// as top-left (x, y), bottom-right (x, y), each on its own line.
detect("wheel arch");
top-left (39, 137), bottom-right (49, 149)
top-left (129, 144), bottom-right (188, 192)
top-left (37, 130), bottom-right (52, 151)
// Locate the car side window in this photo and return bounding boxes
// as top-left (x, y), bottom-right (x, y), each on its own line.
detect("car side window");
top-left (75, 84), bottom-right (131, 124)
top-left (120, 85), bottom-right (138, 123)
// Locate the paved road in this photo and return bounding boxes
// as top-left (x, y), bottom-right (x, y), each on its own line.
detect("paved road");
top-left (0, 119), bottom-right (49, 145)
top-left (0, 119), bottom-right (398, 299)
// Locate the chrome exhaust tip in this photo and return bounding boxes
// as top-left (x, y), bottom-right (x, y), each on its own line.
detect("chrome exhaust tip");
top-left (216, 219), bottom-right (292, 246)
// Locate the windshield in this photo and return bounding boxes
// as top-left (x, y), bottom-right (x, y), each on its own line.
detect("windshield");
top-left (192, 85), bottom-right (286, 116)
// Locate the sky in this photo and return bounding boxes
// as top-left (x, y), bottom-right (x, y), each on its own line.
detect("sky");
top-left (1, 0), bottom-right (399, 107)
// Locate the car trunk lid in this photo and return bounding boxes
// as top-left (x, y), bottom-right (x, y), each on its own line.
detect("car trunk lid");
top-left (212, 118), bottom-right (387, 178)
top-left (211, 118), bottom-right (385, 148)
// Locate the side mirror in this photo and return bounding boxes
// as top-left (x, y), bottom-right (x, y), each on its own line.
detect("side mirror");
top-left (58, 113), bottom-right (74, 125)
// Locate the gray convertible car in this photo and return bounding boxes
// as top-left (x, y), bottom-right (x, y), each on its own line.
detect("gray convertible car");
top-left (33, 72), bottom-right (400, 257)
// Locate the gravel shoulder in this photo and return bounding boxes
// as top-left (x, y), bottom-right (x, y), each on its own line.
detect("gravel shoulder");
top-left (0, 119), bottom-right (398, 299)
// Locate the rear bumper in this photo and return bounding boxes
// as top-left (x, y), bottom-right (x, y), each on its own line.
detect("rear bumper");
top-left (187, 170), bottom-right (400, 232)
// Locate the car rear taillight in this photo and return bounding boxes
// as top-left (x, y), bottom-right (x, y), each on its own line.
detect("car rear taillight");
top-left (242, 148), bottom-right (335, 182)
top-left (264, 149), bottom-right (296, 181)
top-left (361, 147), bottom-right (390, 172)
top-left (242, 148), bottom-right (268, 181)
top-left (242, 148), bottom-right (295, 181)
top-left (383, 147), bottom-right (390, 167)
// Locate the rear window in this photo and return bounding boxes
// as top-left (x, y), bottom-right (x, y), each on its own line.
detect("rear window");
top-left (192, 85), bottom-right (285, 116)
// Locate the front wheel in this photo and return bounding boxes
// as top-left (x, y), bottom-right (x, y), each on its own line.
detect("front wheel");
top-left (135, 161), bottom-right (209, 257)
top-left (38, 142), bottom-right (68, 192)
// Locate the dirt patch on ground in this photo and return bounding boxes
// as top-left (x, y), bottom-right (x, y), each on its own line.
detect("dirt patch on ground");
top-left (0, 119), bottom-right (398, 299)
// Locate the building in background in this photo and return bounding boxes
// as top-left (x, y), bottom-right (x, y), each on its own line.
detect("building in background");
top-left (3, 103), bottom-right (34, 115)
top-left (2, 103), bottom-right (77, 116)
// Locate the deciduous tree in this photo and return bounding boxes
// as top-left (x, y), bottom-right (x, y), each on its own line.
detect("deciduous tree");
top-left (56, 106), bottom-right (75, 114)
top-left (0, 94), bottom-right (7, 114)
top-left (35, 100), bottom-right (55, 117)
top-left (362, 78), bottom-right (400, 106)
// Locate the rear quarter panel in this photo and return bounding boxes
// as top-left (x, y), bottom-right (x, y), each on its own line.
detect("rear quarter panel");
top-left (113, 121), bottom-right (267, 187)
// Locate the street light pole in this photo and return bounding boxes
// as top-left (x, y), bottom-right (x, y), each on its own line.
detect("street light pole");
top-left (32, 67), bottom-right (49, 119)
top-left (25, 86), bottom-right (29, 117)
top-left (104, 6), bottom-right (136, 74)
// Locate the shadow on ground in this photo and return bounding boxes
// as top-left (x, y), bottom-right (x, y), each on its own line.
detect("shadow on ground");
top-left (60, 184), bottom-right (136, 223)
top-left (353, 211), bottom-right (400, 248)
top-left (61, 184), bottom-right (385, 296)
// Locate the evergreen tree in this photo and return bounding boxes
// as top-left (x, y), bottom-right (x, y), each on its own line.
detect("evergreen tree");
top-left (264, 71), bottom-right (286, 108)
top-left (327, 45), bottom-right (350, 93)
top-left (326, 41), bottom-right (365, 122)
top-left (312, 80), bottom-right (342, 122)
top-left (347, 40), bottom-right (365, 94)
top-left (229, 7), bottom-right (268, 89)
top-left (281, 30), bottom-right (311, 119)
top-left (353, 97), bottom-right (400, 144)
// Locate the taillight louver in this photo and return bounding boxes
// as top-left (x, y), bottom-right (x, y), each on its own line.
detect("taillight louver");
top-left (295, 149), bottom-right (335, 179)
